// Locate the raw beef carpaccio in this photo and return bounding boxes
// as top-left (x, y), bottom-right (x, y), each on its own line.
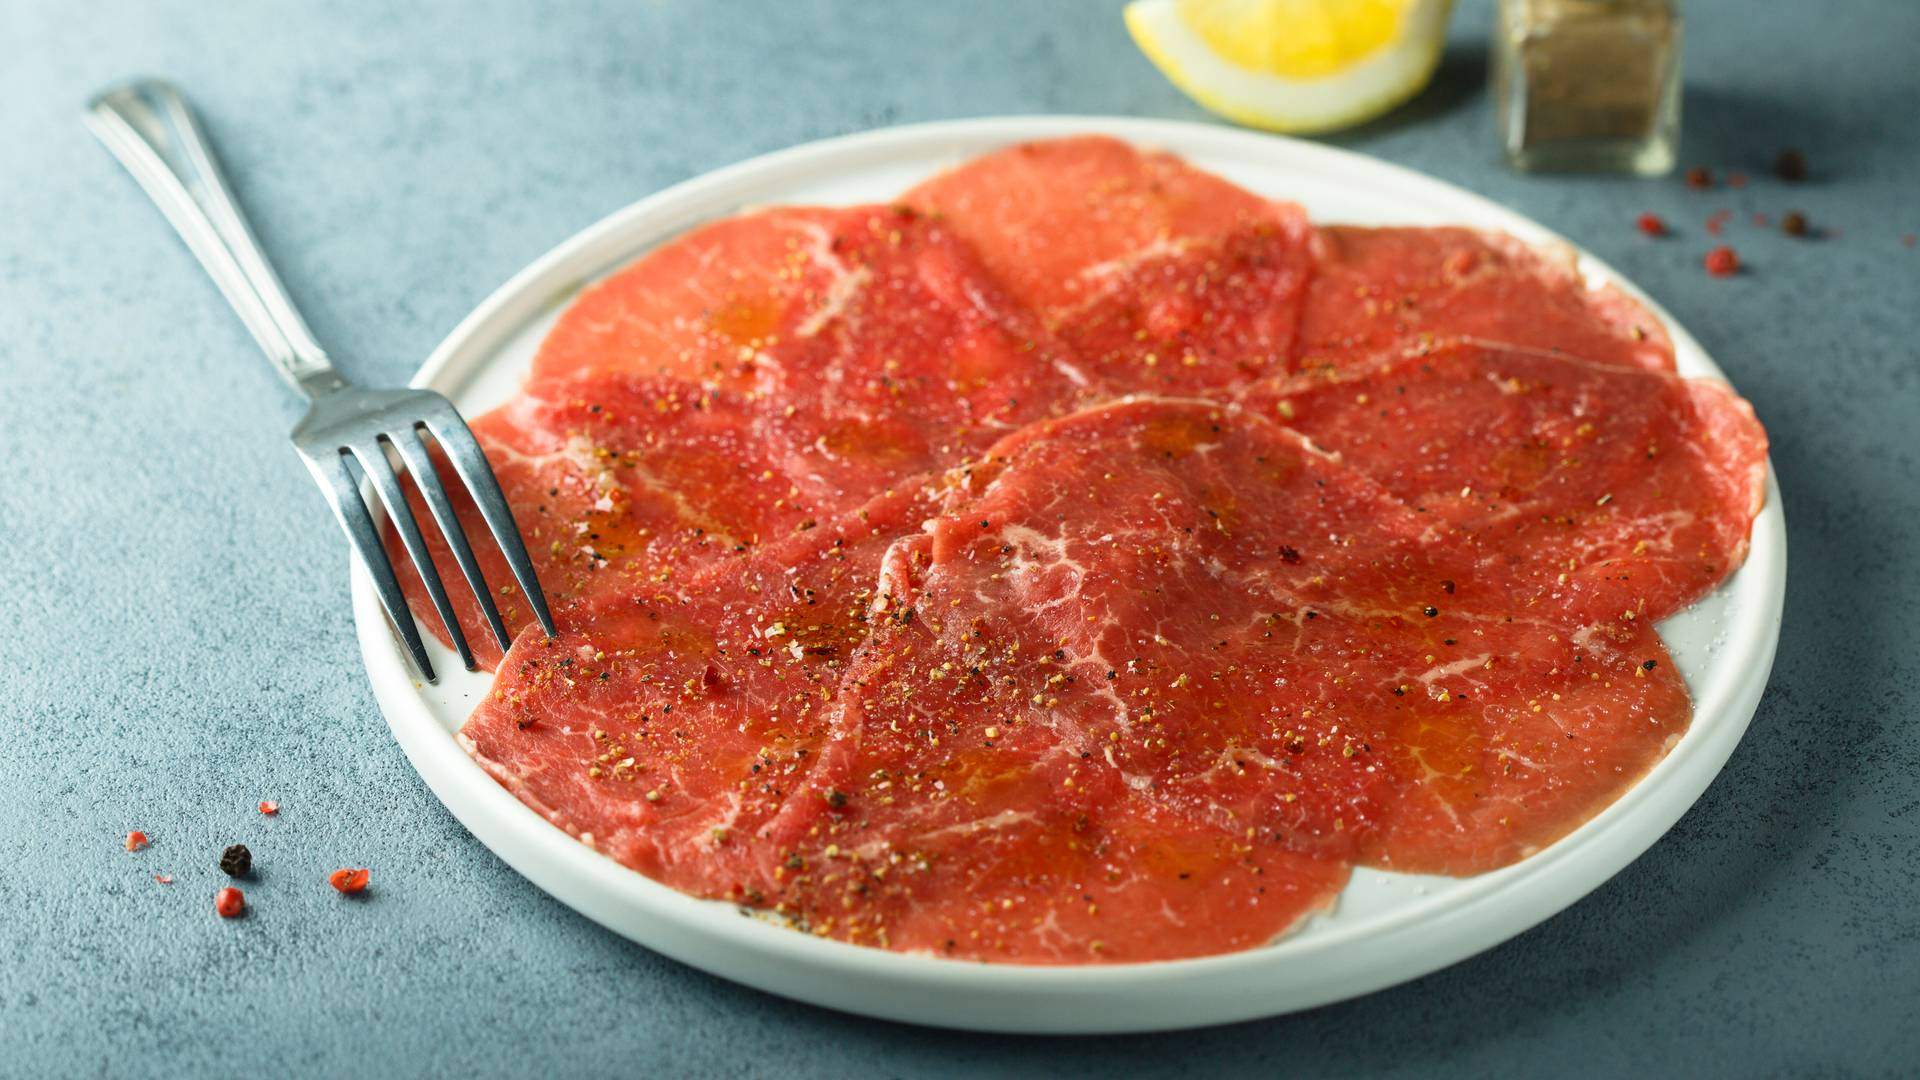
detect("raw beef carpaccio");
top-left (1244, 341), bottom-right (1768, 626)
top-left (1294, 225), bottom-right (1677, 374)
top-left (388, 137), bottom-right (1769, 963)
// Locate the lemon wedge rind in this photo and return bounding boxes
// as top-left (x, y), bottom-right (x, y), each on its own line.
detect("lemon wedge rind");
top-left (1126, 0), bottom-right (1454, 135)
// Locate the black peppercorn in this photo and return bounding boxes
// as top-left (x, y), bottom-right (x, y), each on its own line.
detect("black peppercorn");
top-left (1774, 148), bottom-right (1807, 182)
top-left (1782, 211), bottom-right (1809, 237)
top-left (219, 843), bottom-right (252, 878)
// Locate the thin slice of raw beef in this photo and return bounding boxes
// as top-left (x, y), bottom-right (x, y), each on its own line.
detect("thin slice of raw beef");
top-left (1296, 226), bottom-right (1676, 373)
top-left (1049, 221), bottom-right (1314, 397)
top-left (1248, 341), bottom-right (1769, 626)
top-left (903, 135), bottom-right (1297, 318)
top-left (530, 208), bottom-right (841, 391)
top-left (535, 201), bottom-right (1087, 494)
top-left (388, 375), bottom-right (818, 668)
top-left (1352, 617), bottom-right (1693, 875)
top-left (530, 203), bottom-right (1080, 433)
top-left (775, 531), bottom-right (1352, 962)
top-left (458, 481), bottom-right (940, 898)
top-left (736, 204), bottom-right (1082, 473)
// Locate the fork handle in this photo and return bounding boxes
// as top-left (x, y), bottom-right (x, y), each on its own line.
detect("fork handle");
top-left (86, 79), bottom-right (346, 399)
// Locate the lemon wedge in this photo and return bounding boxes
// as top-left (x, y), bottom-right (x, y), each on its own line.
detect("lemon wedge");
top-left (1126, 0), bottom-right (1455, 134)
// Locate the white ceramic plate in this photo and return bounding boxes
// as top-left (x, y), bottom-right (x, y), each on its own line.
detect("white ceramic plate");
top-left (354, 117), bottom-right (1786, 1034)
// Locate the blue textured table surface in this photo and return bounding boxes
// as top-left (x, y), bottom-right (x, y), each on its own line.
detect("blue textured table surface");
top-left (5, 1), bottom-right (1917, 1075)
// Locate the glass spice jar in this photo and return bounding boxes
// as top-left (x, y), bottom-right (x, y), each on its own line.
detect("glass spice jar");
top-left (1492, 0), bottom-right (1682, 174)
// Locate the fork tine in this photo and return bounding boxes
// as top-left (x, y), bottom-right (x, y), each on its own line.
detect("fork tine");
top-left (388, 426), bottom-right (513, 655)
top-left (351, 438), bottom-right (476, 671)
top-left (422, 408), bottom-right (558, 639)
top-left (304, 449), bottom-right (436, 682)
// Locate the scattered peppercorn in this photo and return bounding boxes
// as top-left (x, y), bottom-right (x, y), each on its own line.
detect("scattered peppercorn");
top-left (258, 800), bottom-right (279, 815)
top-left (1440, 579), bottom-right (1456, 594)
top-left (328, 868), bottom-right (371, 895)
top-left (1781, 211), bottom-right (1809, 237)
top-left (1642, 659), bottom-right (1658, 670)
top-left (219, 844), bottom-right (252, 877)
top-left (1774, 148), bottom-right (1807, 181)
top-left (1422, 606), bottom-right (1440, 618)
top-left (125, 830), bottom-right (149, 852)
top-left (215, 886), bottom-right (246, 918)
top-left (1703, 246), bottom-right (1741, 277)
top-left (1684, 166), bottom-right (1712, 190)
top-left (1636, 212), bottom-right (1667, 237)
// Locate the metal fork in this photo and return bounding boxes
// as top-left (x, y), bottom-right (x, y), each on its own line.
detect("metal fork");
top-left (85, 78), bottom-right (555, 682)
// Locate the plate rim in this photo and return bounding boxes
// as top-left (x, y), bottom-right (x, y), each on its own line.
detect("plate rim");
top-left (354, 114), bottom-right (1787, 1033)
